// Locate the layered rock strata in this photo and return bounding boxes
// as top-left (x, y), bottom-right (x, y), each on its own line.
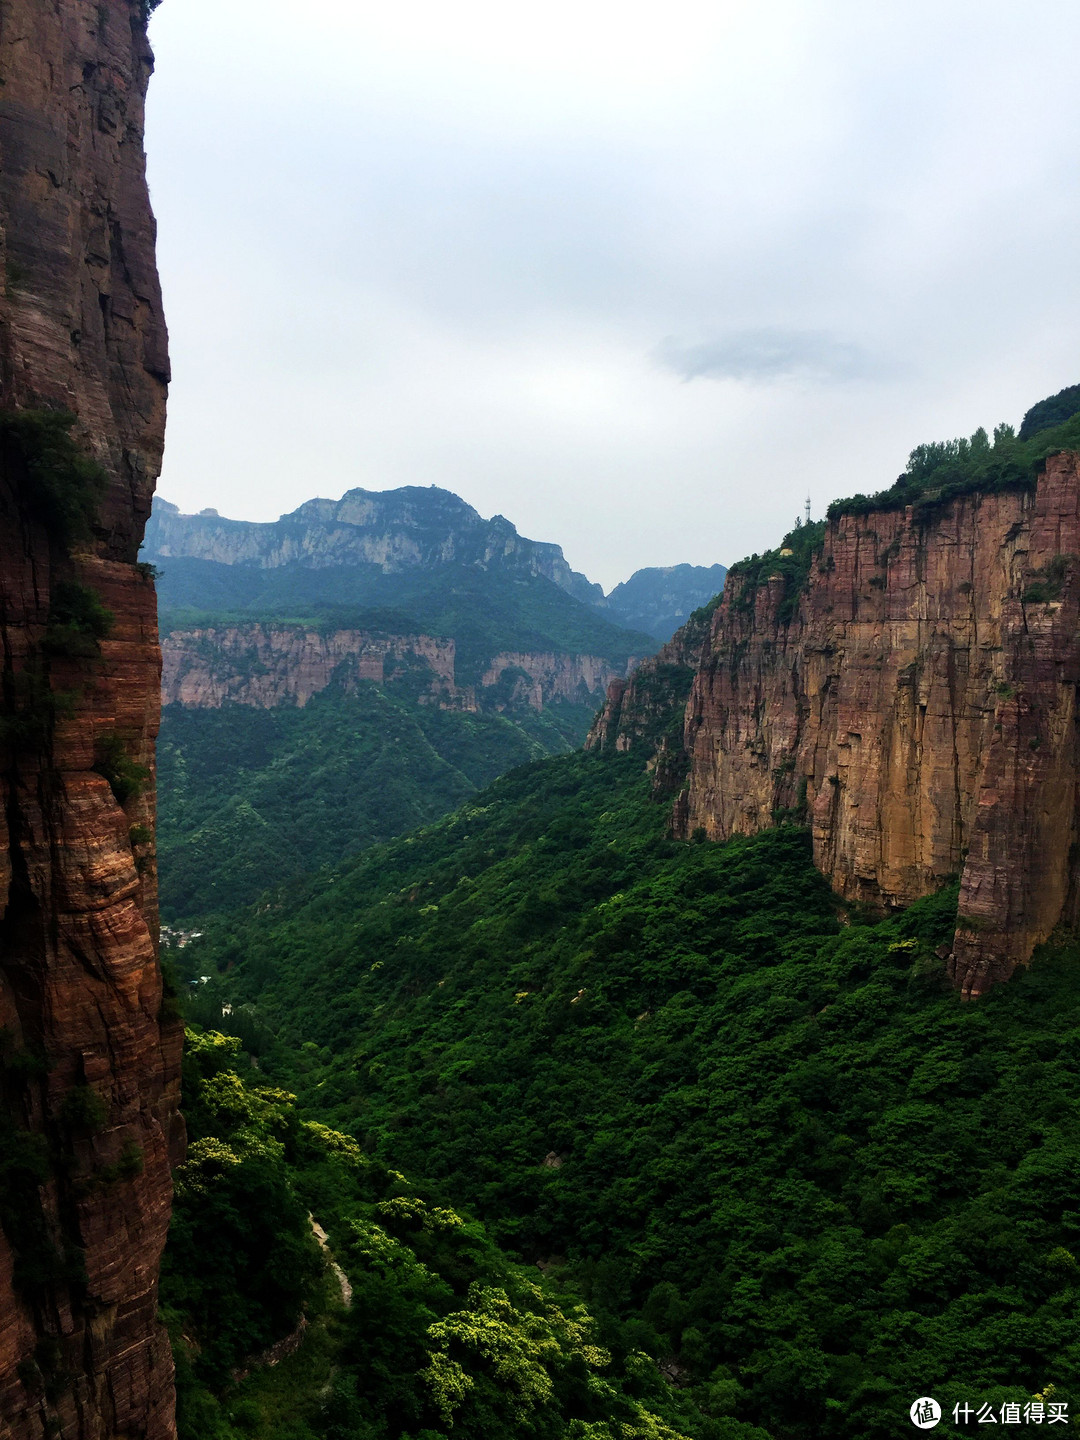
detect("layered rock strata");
top-left (478, 651), bottom-right (630, 709)
top-left (0, 2), bottom-right (179, 1436)
top-left (161, 624), bottom-right (629, 713)
top-left (145, 491), bottom-right (604, 605)
top-left (591, 454), bottom-right (1080, 997)
top-left (161, 626), bottom-right (459, 709)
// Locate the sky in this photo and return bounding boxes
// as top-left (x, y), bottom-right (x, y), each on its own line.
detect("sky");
top-left (145, 0), bottom-right (1080, 592)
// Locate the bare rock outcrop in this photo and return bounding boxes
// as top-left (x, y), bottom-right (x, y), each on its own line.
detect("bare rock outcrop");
top-left (0, 2), bottom-right (180, 1436)
top-left (160, 625), bottom-right (629, 714)
top-left (592, 454), bottom-right (1080, 997)
top-left (480, 651), bottom-right (631, 710)
top-left (145, 490), bottom-right (605, 606)
top-left (161, 625), bottom-right (460, 709)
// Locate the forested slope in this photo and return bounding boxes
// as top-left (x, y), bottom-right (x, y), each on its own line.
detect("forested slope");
top-left (162, 395), bottom-right (1080, 1438)
top-left (157, 685), bottom-right (593, 920)
top-left (151, 503), bottom-right (660, 921)
top-left (171, 746), bottom-right (1080, 1440)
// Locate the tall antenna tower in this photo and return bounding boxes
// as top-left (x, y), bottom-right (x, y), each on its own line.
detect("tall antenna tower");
top-left (805, 494), bottom-right (812, 526)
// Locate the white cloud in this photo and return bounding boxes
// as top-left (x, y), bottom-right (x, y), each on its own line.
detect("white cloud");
top-left (146, 0), bottom-right (1080, 591)
top-left (654, 330), bottom-right (880, 384)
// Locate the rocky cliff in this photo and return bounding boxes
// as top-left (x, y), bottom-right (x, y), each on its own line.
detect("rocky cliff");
top-left (160, 623), bottom-right (629, 713)
top-left (0, 3), bottom-right (179, 1437)
top-left (145, 489), bottom-right (603, 606)
top-left (591, 452), bottom-right (1080, 998)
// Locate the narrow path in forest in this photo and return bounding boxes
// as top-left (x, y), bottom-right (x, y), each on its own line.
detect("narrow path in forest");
top-left (308, 1214), bottom-right (353, 1309)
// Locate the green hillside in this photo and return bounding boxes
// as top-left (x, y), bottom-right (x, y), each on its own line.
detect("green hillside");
top-left (154, 563), bottom-right (659, 923)
top-left (161, 397), bottom-right (1080, 1438)
top-left (157, 684), bottom-right (596, 922)
top-left (156, 562), bottom-right (655, 685)
top-left (169, 744), bottom-right (1080, 1439)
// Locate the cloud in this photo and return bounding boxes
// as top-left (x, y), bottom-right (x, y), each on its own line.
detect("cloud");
top-left (654, 328), bottom-right (878, 384)
top-left (146, 0), bottom-right (1080, 589)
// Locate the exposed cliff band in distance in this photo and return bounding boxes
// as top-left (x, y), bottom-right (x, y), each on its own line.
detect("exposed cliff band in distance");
top-left (592, 438), bottom-right (1080, 999)
top-left (0, 2), bottom-right (179, 1437)
top-left (159, 622), bottom-right (630, 713)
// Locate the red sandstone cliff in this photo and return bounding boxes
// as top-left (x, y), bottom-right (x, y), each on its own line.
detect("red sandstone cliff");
top-left (0, 3), bottom-right (179, 1437)
top-left (591, 454), bottom-right (1080, 998)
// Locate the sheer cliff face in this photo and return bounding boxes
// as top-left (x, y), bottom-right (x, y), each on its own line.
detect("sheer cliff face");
top-left (160, 623), bottom-right (628, 712)
top-left (593, 454), bottom-right (1080, 997)
top-left (0, 3), bottom-right (179, 1438)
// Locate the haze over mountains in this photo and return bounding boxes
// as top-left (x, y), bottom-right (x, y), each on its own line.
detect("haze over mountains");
top-left (144, 486), bottom-right (727, 647)
top-left (143, 487), bottom-right (728, 920)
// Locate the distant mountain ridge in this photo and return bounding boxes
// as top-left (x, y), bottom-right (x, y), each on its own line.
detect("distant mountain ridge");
top-left (145, 487), bottom-right (729, 650)
top-left (145, 486), bottom-right (604, 607)
top-left (602, 562), bottom-right (728, 643)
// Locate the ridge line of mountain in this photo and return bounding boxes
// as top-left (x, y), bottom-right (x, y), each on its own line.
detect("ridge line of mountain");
top-left (144, 490), bottom-right (728, 646)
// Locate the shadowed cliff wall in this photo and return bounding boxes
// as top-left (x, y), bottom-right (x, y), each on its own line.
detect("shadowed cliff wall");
top-left (0, 1), bottom-right (180, 1436)
top-left (591, 453), bottom-right (1080, 998)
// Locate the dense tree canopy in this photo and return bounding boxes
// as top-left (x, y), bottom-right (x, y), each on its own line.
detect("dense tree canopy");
top-left (170, 748), bottom-right (1080, 1439)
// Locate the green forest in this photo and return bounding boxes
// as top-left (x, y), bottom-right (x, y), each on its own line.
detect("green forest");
top-left (166, 745), bottom-right (1080, 1439)
top-left (156, 560), bottom-right (654, 687)
top-left (157, 685), bottom-right (596, 921)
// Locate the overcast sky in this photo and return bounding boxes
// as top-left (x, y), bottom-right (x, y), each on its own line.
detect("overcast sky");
top-left (145, 0), bottom-right (1080, 591)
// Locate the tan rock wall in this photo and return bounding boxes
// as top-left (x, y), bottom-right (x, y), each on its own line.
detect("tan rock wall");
top-left (593, 455), bottom-right (1080, 997)
top-left (160, 628), bottom-right (628, 713)
top-left (0, 2), bottom-right (178, 1436)
top-left (680, 454), bottom-right (1080, 996)
top-left (161, 625), bottom-right (460, 708)
top-left (479, 651), bottom-right (629, 710)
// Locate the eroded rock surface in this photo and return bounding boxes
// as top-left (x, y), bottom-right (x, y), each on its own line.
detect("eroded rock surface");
top-left (592, 455), bottom-right (1080, 996)
top-left (0, 2), bottom-right (179, 1435)
top-left (160, 624), bottom-right (630, 713)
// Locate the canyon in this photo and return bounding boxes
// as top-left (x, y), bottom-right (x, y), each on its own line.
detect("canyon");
top-left (0, 2), bottom-right (179, 1437)
top-left (591, 450), bottom-right (1080, 997)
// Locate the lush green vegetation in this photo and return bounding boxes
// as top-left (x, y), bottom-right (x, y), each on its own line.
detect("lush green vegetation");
top-left (165, 1023), bottom-right (705, 1440)
top-left (723, 520), bottom-right (827, 625)
top-left (828, 410), bottom-right (1080, 523)
top-left (0, 408), bottom-right (107, 547)
top-left (44, 579), bottom-right (114, 658)
top-left (157, 683), bottom-right (597, 921)
top-left (1018, 383), bottom-right (1080, 441)
top-left (170, 746), bottom-right (1080, 1439)
top-left (156, 563), bottom-right (654, 687)
top-left (94, 733), bottom-right (150, 805)
top-left (160, 389), bottom-right (1080, 1435)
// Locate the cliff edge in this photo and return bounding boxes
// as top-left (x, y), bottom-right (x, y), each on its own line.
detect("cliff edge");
top-left (0, 2), bottom-right (179, 1437)
top-left (592, 450), bottom-right (1080, 998)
